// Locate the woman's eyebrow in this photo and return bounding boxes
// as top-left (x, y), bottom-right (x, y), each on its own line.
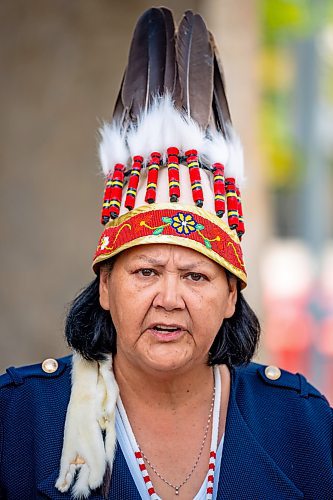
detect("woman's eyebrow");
top-left (131, 255), bottom-right (212, 270)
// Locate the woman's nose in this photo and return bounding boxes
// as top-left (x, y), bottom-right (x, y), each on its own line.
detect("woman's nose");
top-left (152, 274), bottom-right (186, 311)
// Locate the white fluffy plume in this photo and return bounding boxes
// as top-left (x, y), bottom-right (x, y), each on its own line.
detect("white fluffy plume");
top-left (127, 99), bottom-right (165, 162)
top-left (225, 125), bottom-right (245, 186)
top-left (99, 122), bottom-right (129, 176)
top-left (159, 94), bottom-right (185, 154)
top-left (202, 131), bottom-right (229, 169)
top-left (99, 95), bottom-right (208, 171)
top-left (127, 95), bottom-right (205, 160)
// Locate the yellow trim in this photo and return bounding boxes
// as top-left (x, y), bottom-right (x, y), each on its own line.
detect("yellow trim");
top-left (188, 161), bottom-right (199, 168)
top-left (93, 234), bottom-right (247, 286)
top-left (109, 200), bottom-right (121, 207)
top-left (147, 183), bottom-right (157, 189)
top-left (112, 181), bottom-right (124, 188)
top-left (168, 163), bottom-right (179, 169)
top-left (226, 192), bottom-right (236, 197)
top-left (191, 182), bottom-right (202, 189)
top-left (148, 164), bottom-right (159, 170)
top-left (215, 195), bottom-right (225, 200)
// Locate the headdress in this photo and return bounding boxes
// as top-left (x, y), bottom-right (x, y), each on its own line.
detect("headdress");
top-left (56, 8), bottom-right (247, 497)
top-left (93, 7), bottom-right (247, 286)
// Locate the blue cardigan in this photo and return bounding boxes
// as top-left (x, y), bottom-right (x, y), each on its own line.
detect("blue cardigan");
top-left (0, 356), bottom-right (332, 499)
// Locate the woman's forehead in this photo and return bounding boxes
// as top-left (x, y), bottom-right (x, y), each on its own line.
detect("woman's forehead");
top-left (119, 244), bottom-right (219, 269)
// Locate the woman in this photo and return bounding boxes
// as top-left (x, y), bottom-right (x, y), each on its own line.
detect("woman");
top-left (1, 7), bottom-right (332, 500)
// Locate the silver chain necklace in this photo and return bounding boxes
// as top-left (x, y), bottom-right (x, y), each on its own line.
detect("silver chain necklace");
top-left (138, 382), bottom-right (216, 496)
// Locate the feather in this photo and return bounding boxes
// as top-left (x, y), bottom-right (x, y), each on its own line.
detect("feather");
top-left (225, 124), bottom-right (245, 185)
top-left (127, 101), bottom-right (165, 161)
top-left (176, 11), bottom-right (213, 129)
top-left (98, 122), bottom-right (129, 176)
top-left (180, 114), bottom-right (205, 154)
top-left (210, 32), bottom-right (232, 137)
top-left (202, 131), bottom-right (229, 168)
top-left (121, 8), bottom-right (167, 119)
top-left (160, 8), bottom-right (177, 96)
top-left (112, 73), bottom-right (125, 123)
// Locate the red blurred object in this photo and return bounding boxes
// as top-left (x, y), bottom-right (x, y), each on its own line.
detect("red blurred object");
top-left (264, 299), bottom-right (314, 374)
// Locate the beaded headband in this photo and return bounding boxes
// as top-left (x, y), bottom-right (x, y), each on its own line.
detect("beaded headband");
top-left (93, 8), bottom-right (247, 286)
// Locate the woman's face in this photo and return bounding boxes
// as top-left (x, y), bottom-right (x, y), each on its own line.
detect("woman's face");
top-left (99, 244), bottom-right (237, 374)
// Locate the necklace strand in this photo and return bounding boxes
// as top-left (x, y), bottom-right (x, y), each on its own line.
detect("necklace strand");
top-left (137, 379), bottom-right (216, 496)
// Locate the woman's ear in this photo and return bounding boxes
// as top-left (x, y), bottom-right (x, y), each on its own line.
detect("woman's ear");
top-left (224, 275), bottom-right (238, 319)
top-left (99, 267), bottom-right (110, 311)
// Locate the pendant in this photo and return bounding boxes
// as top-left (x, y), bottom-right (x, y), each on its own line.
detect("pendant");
top-left (175, 486), bottom-right (179, 495)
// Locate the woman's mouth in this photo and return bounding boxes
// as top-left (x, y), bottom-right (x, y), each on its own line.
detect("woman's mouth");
top-left (147, 324), bottom-right (186, 341)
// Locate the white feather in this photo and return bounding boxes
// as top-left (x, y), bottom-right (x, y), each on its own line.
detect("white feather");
top-left (99, 122), bottom-right (129, 176)
top-left (127, 101), bottom-right (164, 162)
top-left (179, 114), bottom-right (205, 154)
top-left (159, 94), bottom-right (182, 151)
top-left (202, 132), bottom-right (229, 168)
top-left (225, 125), bottom-right (245, 186)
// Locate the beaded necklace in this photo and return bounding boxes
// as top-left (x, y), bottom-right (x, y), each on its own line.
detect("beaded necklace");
top-left (133, 365), bottom-right (221, 500)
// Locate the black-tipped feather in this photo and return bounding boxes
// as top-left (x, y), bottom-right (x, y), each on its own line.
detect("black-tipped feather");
top-left (176, 11), bottom-right (213, 129)
top-left (122, 8), bottom-right (168, 119)
top-left (160, 8), bottom-right (177, 96)
top-left (112, 71), bottom-right (131, 130)
top-left (210, 32), bottom-right (232, 137)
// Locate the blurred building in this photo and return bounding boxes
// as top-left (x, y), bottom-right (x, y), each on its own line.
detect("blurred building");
top-left (1, 0), bottom-right (332, 404)
top-left (0, 0), bottom-right (262, 371)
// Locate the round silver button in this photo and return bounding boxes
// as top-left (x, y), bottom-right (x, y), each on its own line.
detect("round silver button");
top-left (265, 365), bottom-right (281, 381)
top-left (42, 358), bottom-right (59, 374)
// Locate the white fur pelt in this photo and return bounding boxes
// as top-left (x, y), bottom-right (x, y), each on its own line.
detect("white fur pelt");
top-left (55, 353), bottom-right (119, 498)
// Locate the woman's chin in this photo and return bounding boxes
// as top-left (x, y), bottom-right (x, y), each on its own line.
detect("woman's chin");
top-left (139, 343), bottom-right (194, 373)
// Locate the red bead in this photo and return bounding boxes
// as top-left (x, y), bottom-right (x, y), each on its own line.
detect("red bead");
top-left (145, 152), bottom-right (161, 204)
top-left (185, 149), bottom-right (204, 207)
top-left (213, 163), bottom-right (226, 218)
top-left (167, 146), bottom-right (180, 202)
top-left (225, 177), bottom-right (239, 230)
top-left (125, 156), bottom-right (143, 210)
top-left (236, 186), bottom-right (245, 239)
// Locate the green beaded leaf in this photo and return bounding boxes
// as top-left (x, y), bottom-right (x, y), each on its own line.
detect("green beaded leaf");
top-left (153, 227), bottom-right (164, 235)
top-left (162, 217), bottom-right (173, 223)
top-left (204, 239), bottom-right (212, 249)
top-left (195, 223), bottom-right (205, 230)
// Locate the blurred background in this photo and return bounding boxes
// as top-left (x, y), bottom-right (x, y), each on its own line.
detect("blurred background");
top-left (1, 0), bottom-right (332, 402)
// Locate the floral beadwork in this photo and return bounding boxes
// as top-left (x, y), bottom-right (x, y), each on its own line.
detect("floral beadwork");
top-left (100, 236), bottom-right (110, 250)
top-left (168, 213), bottom-right (200, 235)
top-left (140, 212), bottom-right (219, 249)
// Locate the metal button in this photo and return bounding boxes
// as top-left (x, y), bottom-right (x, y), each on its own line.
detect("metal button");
top-left (264, 365), bottom-right (281, 381)
top-left (42, 358), bottom-right (59, 374)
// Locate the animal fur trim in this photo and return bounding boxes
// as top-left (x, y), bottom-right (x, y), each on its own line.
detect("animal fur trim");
top-left (55, 354), bottom-right (119, 498)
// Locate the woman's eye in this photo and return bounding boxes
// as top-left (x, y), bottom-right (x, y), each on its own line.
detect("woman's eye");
top-left (138, 268), bottom-right (156, 277)
top-left (186, 272), bottom-right (206, 282)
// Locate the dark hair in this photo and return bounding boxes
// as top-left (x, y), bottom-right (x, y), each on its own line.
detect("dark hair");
top-left (66, 268), bottom-right (260, 366)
